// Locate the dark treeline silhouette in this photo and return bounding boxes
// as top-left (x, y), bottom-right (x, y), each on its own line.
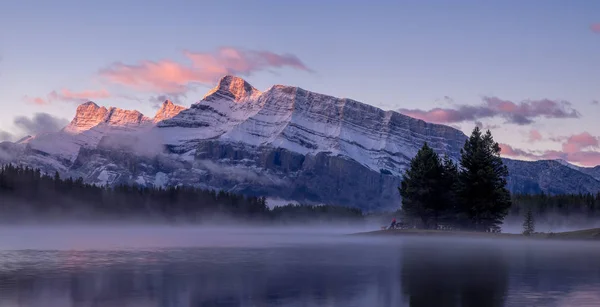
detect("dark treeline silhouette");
top-left (0, 164), bottom-right (363, 224)
top-left (508, 193), bottom-right (600, 231)
top-left (510, 193), bottom-right (600, 217)
top-left (399, 127), bottom-right (512, 232)
top-left (270, 204), bottom-right (363, 224)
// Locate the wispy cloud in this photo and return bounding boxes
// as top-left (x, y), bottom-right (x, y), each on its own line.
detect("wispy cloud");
top-left (499, 143), bottom-right (533, 158)
top-left (399, 96), bottom-right (579, 125)
top-left (528, 129), bottom-right (543, 142)
top-left (590, 23), bottom-right (600, 34)
top-left (592, 100), bottom-right (599, 106)
top-left (561, 132), bottom-right (598, 154)
top-left (99, 47), bottom-right (312, 93)
top-left (13, 113), bottom-right (69, 136)
top-left (149, 93), bottom-right (188, 109)
top-left (25, 89), bottom-right (111, 105)
top-left (0, 131), bottom-right (13, 142)
top-left (474, 120), bottom-right (499, 131)
top-left (500, 132), bottom-right (600, 167)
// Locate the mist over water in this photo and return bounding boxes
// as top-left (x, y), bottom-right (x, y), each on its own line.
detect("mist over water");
top-left (0, 226), bottom-right (599, 307)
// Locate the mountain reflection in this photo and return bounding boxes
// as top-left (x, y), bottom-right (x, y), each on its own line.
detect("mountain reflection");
top-left (0, 246), bottom-right (401, 307)
top-left (0, 239), bottom-right (599, 307)
top-left (399, 241), bottom-right (508, 307)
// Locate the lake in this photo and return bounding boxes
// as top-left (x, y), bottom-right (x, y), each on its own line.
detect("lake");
top-left (0, 226), bottom-right (599, 307)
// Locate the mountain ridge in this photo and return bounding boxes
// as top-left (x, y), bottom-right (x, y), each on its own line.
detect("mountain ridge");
top-left (1, 75), bottom-right (599, 210)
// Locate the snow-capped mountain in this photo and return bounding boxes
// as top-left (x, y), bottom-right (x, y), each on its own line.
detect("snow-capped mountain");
top-left (2, 75), bottom-right (600, 210)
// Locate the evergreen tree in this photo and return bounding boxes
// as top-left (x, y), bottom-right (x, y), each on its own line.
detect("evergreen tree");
top-left (458, 127), bottom-right (512, 231)
top-left (522, 208), bottom-right (535, 235)
top-left (399, 143), bottom-right (444, 229)
top-left (440, 155), bottom-right (460, 227)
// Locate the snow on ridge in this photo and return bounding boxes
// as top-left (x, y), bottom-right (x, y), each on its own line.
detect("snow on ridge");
top-left (15, 75), bottom-right (466, 178)
top-left (25, 100), bottom-right (187, 163)
top-left (157, 77), bottom-right (466, 175)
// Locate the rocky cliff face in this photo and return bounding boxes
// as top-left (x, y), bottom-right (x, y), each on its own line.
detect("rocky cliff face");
top-left (153, 100), bottom-right (186, 123)
top-left (503, 159), bottom-right (600, 195)
top-left (63, 102), bottom-right (151, 134)
top-left (2, 75), bottom-right (600, 211)
top-left (63, 102), bottom-right (110, 134)
top-left (159, 76), bottom-right (466, 176)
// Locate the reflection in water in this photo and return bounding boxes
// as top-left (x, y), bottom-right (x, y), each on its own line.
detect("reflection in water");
top-left (399, 241), bottom-right (508, 307)
top-left (0, 236), bottom-right (598, 306)
top-left (0, 246), bottom-right (401, 307)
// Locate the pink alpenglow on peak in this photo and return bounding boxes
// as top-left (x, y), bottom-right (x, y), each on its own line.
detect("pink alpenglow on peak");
top-left (64, 101), bottom-right (152, 134)
top-left (202, 75), bottom-right (262, 103)
top-left (104, 107), bottom-right (151, 127)
top-left (153, 100), bottom-right (187, 123)
top-left (63, 101), bottom-right (110, 133)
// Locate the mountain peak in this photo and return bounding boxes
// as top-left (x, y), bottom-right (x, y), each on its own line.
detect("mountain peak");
top-left (153, 100), bottom-right (186, 123)
top-left (202, 75), bottom-right (261, 102)
top-left (64, 101), bottom-right (109, 133)
top-left (81, 101), bottom-right (99, 107)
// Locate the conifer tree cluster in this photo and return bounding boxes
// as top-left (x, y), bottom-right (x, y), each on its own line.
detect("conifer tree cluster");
top-left (399, 127), bottom-right (512, 232)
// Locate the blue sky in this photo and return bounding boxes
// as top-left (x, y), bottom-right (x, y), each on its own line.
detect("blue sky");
top-left (1, 0), bottom-right (599, 165)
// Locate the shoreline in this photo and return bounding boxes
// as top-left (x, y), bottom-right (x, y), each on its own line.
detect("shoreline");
top-left (351, 228), bottom-right (600, 241)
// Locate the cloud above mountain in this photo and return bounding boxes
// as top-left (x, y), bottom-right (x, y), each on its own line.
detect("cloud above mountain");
top-left (528, 129), bottom-right (543, 142)
top-left (13, 113), bottom-right (69, 136)
top-left (0, 130), bottom-right (13, 142)
top-left (26, 89), bottom-right (111, 105)
top-left (0, 112), bottom-right (69, 143)
top-left (399, 96), bottom-right (580, 125)
top-left (99, 47), bottom-right (311, 93)
top-left (500, 132), bottom-right (600, 166)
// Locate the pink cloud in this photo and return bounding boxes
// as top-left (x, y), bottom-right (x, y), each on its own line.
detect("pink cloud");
top-left (567, 151), bottom-right (600, 166)
top-left (58, 89), bottom-right (110, 101)
top-left (500, 132), bottom-right (600, 167)
top-left (562, 132), bottom-right (598, 153)
top-left (29, 97), bottom-right (48, 105)
top-left (25, 88), bottom-right (111, 105)
top-left (398, 96), bottom-right (579, 125)
top-left (99, 47), bottom-right (311, 93)
top-left (528, 129), bottom-right (542, 142)
top-left (591, 23), bottom-right (600, 33)
top-left (499, 143), bottom-right (533, 158)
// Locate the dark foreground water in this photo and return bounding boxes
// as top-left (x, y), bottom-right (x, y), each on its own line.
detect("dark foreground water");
top-left (0, 227), bottom-right (599, 307)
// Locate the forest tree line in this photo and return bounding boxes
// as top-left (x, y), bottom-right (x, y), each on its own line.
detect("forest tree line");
top-left (508, 193), bottom-right (600, 232)
top-left (2, 156), bottom-right (599, 228)
top-left (0, 164), bottom-right (363, 224)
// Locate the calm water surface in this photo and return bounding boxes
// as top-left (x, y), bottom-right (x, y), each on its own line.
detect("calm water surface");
top-left (0, 227), bottom-right (599, 307)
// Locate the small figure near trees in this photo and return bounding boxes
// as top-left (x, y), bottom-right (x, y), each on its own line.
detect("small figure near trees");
top-left (389, 217), bottom-right (397, 230)
top-left (522, 208), bottom-right (535, 236)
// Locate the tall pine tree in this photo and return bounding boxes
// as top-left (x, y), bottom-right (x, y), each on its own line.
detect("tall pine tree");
top-left (458, 127), bottom-right (511, 231)
top-left (399, 143), bottom-right (445, 229)
top-left (440, 154), bottom-right (460, 228)
top-left (522, 208), bottom-right (535, 235)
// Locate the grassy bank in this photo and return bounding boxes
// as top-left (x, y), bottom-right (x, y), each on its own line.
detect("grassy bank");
top-left (353, 228), bottom-right (600, 241)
